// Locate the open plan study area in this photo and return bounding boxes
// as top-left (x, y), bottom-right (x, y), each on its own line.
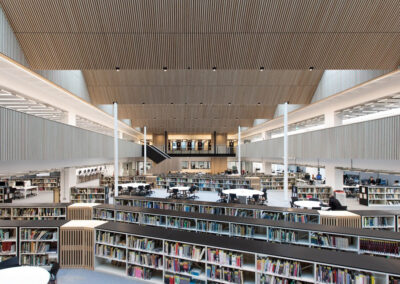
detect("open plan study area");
top-left (1, 1), bottom-right (400, 284)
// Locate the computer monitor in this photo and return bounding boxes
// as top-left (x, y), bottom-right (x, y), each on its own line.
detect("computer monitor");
top-left (0, 181), bottom-right (6, 187)
top-left (16, 181), bottom-right (24, 187)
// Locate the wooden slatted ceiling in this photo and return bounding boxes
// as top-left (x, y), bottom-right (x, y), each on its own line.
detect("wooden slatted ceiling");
top-left (1, 0), bottom-right (400, 69)
top-left (84, 69), bottom-right (323, 133)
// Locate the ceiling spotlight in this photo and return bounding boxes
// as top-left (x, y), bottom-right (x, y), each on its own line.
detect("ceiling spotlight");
top-left (260, 67), bottom-right (264, 71)
top-left (187, 66), bottom-right (191, 70)
top-left (309, 66), bottom-right (314, 71)
top-left (153, 117), bottom-right (156, 119)
top-left (212, 66), bottom-right (217, 71)
top-left (142, 102), bottom-right (145, 105)
top-left (115, 66), bottom-right (120, 72)
top-left (257, 102), bottom-right (261, 105)
top-left (228, 102), bottom-right (231, 106)
top-left (236, 117), bottom-right (239, 120)
top-left (170, 102), bottom-right (174, 105)
top-left (200, 102), bottom-right (203, 105)
top-left (163, 66), bottom-right (168, 72)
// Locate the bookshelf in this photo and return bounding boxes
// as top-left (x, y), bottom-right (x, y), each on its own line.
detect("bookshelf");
top-left (93, 204), bottom-right (400, 258)
top-left (359, 186), bottom-right (400, 206)
top-left (0, 227), bottom-right (17, 262)
top-left (115, 196), bottom-right (321, 224)
top-left (95, 222), bottom-right (400, 284)
top-left (100, 176), bottom-right (147, 188)
top-left (0, 186), bottom-right (12, 203)
top-left (0, 204), bottom-right (67, 220)
top-left (351, 210), bottom-right (397, 231)
top-left (295, 185), bottom-right (332, 203)
top-left (31, 177), bottom-right (60, 191)
top-left (70, 186), bottom-right (108, 203)
top-left (259, 175), bottom-right (296, 191)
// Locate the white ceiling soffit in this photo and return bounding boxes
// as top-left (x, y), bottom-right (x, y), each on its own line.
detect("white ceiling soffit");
top-left (0, 53), bottom-right (143, 141)
top-left (241, 69), bottom-right (400, 139)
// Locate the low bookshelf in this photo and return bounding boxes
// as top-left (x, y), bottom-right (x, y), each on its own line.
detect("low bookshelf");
top-left (359, 186), bottom-right (400, 206)
top-left (94, 221), bottom-right (400, 284)
top-left (93, 204), bottom-right (400, 258)
top-left (295, 185), bottom-right (332, 203)
top-left (31, 177), bottom-right (60, 192)
top-left (115, 196), bottom-right (321, 224)
top-left (70, 186), bottom-right (108, 203)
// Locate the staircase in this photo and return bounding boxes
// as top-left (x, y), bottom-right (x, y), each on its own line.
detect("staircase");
top-left (143, 145), bottom-right (171, 164)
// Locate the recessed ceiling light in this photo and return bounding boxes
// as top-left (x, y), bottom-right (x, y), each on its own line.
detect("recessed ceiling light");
top-left (115, 66), bottom-right (120, 72)
top-left (153, 117), bottom-right (156, 119)
top-left (309, 66), bottom-right (314, 71)
top-left (212, 67), bottom-right (217, 71)
top-left (228, 102), bottom-right (231, 106)
top-left (142, 102), bottom-right (145, 105)
top-left (187, 66), bottom-right (191, 70)
top-left (163, 66), bottom-right (168, 72)
top-left (257, 102), bottom-right (261, 105)
top-left (200, 102), bottom-right (203, 105)
top-left (260, 67), bottom-right (264, 71)
top-left (236, 117), bottom-right (239, 120)
top-left (170, 102), bottom-right (174, 105)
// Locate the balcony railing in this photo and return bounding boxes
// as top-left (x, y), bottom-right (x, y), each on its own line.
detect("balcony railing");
top-left (157, 146), bottom-right (236, 156)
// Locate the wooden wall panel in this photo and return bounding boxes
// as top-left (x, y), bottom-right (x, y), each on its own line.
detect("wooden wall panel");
top-left (60, 227), bottom-right (94, 269)
top-left (1, 0), bottom-right (399, 69)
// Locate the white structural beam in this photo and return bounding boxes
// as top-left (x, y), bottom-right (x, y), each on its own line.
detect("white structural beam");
top-left (240, 70), bottom-right (400, 139)
top-left (144, 126), bottom-right (147, 175)
top-left (114, 102), bottom-right (119, 198)
top-left (283, 102), bottom-right (288, 201)
top-left (0, 54), bottom-right (142, 141)
top-left (238, 126), bottom-right (241, 175)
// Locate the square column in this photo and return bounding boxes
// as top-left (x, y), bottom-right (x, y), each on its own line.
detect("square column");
top-left (60, 167), bottom-right (77, 202)
top-left (325, 164), bottom-right (344, 191)
top-left (325, 111), bottom-right (342, 128)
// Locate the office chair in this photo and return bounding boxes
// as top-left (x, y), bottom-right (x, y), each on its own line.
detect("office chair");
top-left (0, 257), bottom-right (19, 270)
top-left (172, 188), bottom-right (179, 199)
top-left (48, 262), bottom-right (60, 284)
top-left (229, 193), bottom-right (239, 203)
top-left (309, 198), bottom-right (320, 201)
top-left (127, 186), bottom-right (134, 196)
top-left (138, 185), bottom-right (145, 196)
top-left (290, 196), bottom-right (299, 208)
top-left (145, 185), bottom-right (152, 195)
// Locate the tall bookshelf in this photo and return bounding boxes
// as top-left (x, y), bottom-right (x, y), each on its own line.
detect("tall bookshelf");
top-left (19, 226), bottom-right (60, 267)
top-left (259, 175), bottom-right (296, 190)
top-left (31, 177), bottom-right (60, 191)
top-left (0, 204), bottom-right (67, 220)
top-left (359, 186), bottom-right (400, 206)
top-left (0, 186), bottom-right (12, 203)
top-left (94, 222), bottom-right (399, 284)
top-left (295, 185), bottom-right (332, 203)
top-left (70, 186), bottom-right (108, 203)
top-left (0, 227), bottom-right (17, 261)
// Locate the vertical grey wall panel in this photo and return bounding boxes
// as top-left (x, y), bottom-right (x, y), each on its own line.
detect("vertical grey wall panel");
top-left (0, 107), bottom-right (141, 162)
top-left (241, 115), bottom-right (400, 161)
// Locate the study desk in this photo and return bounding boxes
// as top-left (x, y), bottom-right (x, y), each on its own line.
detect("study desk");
top-left (294, 200), bottom-right (326, 209)
top-left (223, 188), bottom-right (263, 204)
top-left (0, 266), bottom-right (50, 284)
top-left (15, 186), bottom-right (38, 199)
top-left (120, 182), bottom-right (148, 188)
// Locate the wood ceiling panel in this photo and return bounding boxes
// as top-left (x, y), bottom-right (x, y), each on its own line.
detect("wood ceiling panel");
top-left (1, 0), bottom-right (399, 69)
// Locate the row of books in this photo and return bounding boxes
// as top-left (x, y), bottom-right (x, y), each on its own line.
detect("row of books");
top-left (165, 242), bottom-right (205, 261)
top-left (317, 265), bottom-right (377, 284)
top-left (0, 229), bottom-right (15, 240)
top-left (207, 248), bottom-right (243, 267)
top-left (164, 274), bottom-right (193, 284)
top-left (363, 217), bottom-right (390, 227)
top-left (310, 233), bottom-right (351, 249)
top-left (95, 244), bottom-right (126, 260)
top-left (0, 242), bottom-right (16, 253)
top-left (168, 218), bottom-right (196, 229)
top-left (21, 242), bottom-right (56, 253)
top-left (127, 237), bottom-right (162, 253)
top-left (21, 229), bottom-right (57, 241)
top-left (257, 258), bottom-right (302, 278)
top-left (0, 209), bottom-right (11, 217)
top-left (128, 251), bottom-right (163, 268)
top-left (390, 276), bottom-right (400, 284)
top-left (259, 275), bottom-right (303, 284)
top-left (37, 208), bottom-right (65, 216)
top-left (268, 229), bottom-right (298, 243)
top-left (166, 258), bottom-right (192, 273)
top-left (95, 210), bottom-right (114, 220)
top-left (360, 238), bottom-right (399, 255)
top-left (197, 221), bottom-right (228, 233)
top-left (127, 265), bottom-right (153, 280)
top-left (143, 215), bottom-right (166, 226)
top-left (228, 209), bottom-right (253, 218)
top-left (232, 225), bottom-right (256, 237)
top-left (211, 267), bottom-right (243, 283)
top-left (21, 255), bottom-right (49, 266)
top-left (10, 208), bottom-right (65, 217)
top-left (96, 231), bottom-right (126, 246)
top-left (116, 211), bottom-right (139, 223)
top-left (71, 188), bottom-right (104, 194)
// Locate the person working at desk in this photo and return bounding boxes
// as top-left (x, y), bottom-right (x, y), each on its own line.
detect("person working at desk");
top-left (369, 176), bottom-right (376, 185)
top-left (328, 195), bottom-right (346, 211)
top-left (316, 172), bottom-right (322, 180)
top-left (394, 180), bottom-right (400, 186)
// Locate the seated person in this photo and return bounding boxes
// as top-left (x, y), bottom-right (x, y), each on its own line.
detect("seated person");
top-left (328, 195), bottom-right (346, 211)
top-left (394, 180), bottom-right (400, 186)
top-left (369, 176), bottom-right (376, 185)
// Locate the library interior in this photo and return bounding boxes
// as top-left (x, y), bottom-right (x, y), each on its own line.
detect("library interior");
top-left (1, 1), bottom-right (400, 284)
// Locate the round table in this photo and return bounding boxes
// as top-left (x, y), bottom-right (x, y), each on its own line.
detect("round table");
top-left (0, 266), bottom-right (50, 284)
top-left (170, 186), bottom-right (190, 192)
top-left (222, 188), bottom-right (263, 197)
top-left (294, 200), bottom-right (323, 209)
top-left (121, 183), bottom-right (149, 188)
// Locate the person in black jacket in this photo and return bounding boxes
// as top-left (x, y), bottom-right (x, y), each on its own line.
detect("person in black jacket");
top-left (328, 195), bottom-right (346, 211)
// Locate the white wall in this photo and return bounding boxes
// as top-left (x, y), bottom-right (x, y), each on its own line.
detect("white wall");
top-left (311, 70), bottom-right (392, 103)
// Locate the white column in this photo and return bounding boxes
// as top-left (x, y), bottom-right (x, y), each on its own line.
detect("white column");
top-left (113, 102), bottom-right (119, 198)
top-left (118, 132), bottom-right (123, 139)
top-left (60, 167), bottom-right (76, 202)
top-left (63, 112), bottom-right (76, 126)
top-left (325, 111), bottom-right (342, 128)
top-left (283, 102), bottom-right (288, 201)
top-left (238, 126), bottom-right (241, 175)
top-left (144, 126), bottom-right (147, 175)
top-left (325, 164), bottom-right (344, 191)
top-left (263, 162), bottom-right (272, 174)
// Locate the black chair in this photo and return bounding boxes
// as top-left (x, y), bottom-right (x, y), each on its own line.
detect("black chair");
top-left (229, 193), bottom-right (239, 203)
top-left (290, 196), bottom-right (299, 208)
top-left (187, 186), bottom-right (196, 199)
top-left (145, 185), bottom-right (151, 196)
top-left (138, 185), bottom-right (145, 196)
top-left (127, 186), bottom-right (135, 196)
top-left (172, 188), bottom-right (179, 199)
top-left (48, 262), bottom-right (60, 284)
top-left (0, 256), bottom-right (19, 270)
top-left (118, 185), bottom-right (124, 195)
top-left (248, 194), bottom-right (259, 205)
